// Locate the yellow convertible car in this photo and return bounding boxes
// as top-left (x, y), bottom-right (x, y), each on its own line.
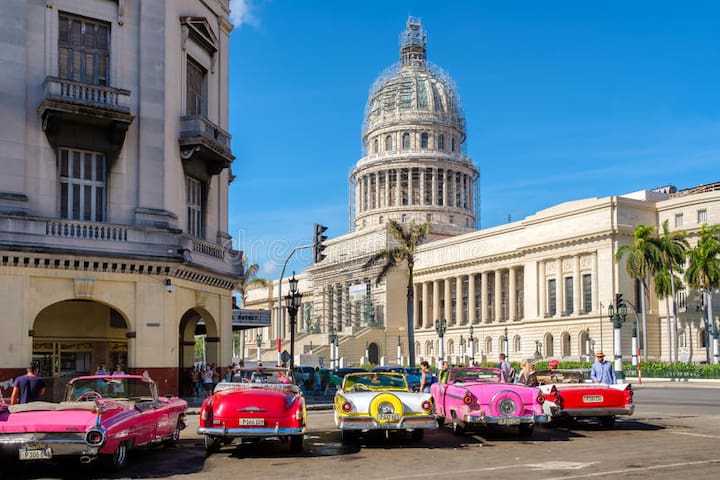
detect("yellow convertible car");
top-left (333, 371), bottom-right (436, 443)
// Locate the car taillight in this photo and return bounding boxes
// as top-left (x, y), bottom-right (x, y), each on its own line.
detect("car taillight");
top-left (85, 427), bottom-right (106, 447)
top-left (626, 385), bottom-right (634, 401)
top-left (342, 401), bottom-right (353, 412)
top-left (553, 389), bottom-right (564, 408)
top-left (536, 393), bottom-right (545, 404)
top-left (463, 392), bottom-right (473, 405)
top-left (421, 400), bottom-right (432, 412)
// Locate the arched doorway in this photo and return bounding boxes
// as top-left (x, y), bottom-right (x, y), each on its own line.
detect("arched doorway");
top-left (179, 308), bottom-right (219, 397)
top-left (32, 299), bottom-right (129, 401)
top-left (368, 342), bottom-right (380, 365)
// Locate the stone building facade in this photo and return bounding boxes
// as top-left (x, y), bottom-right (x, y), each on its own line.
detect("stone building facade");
top-left (0, 0), bottom-right (241, 399)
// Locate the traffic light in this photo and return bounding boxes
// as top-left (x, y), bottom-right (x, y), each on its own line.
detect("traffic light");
top-left (615, 293), bottom-right (624, 309)
top-left (313, 224), bottom-right (328, 263)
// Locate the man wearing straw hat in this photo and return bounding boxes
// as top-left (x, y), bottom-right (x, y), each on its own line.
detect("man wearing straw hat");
top-left (590, 351), bottom-right (616, 384)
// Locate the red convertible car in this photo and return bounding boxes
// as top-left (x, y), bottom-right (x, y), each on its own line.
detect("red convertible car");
top-left (0, 375), bottom-right (187, 469)
top-left (198, 367), bottom-right (306, 453)
top-left (535, 369), bottom-right (634, 427)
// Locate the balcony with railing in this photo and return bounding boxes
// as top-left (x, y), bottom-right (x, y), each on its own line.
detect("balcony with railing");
top-left (39, 77), bottom-right (134, 154)
top-left (179, 115), bottom-right (235, 175)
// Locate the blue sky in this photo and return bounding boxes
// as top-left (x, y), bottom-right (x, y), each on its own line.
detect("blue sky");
top-left (226, 0), bottom-right (720, 280)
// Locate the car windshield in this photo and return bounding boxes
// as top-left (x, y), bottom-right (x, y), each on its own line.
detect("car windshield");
top-left (449, 368), bottom-right (502, 383)
top-left (220, 367), bottom-right (296, 389)
top-left (66, 376), bottom-right (154, 402)
top-left (343, 372), bottom-right (409, 392)
top-left (534, 370), bottom-right (585, 384)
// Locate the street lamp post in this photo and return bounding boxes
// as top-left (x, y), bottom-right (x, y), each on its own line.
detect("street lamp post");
top-left (468, 325), bottom-right (475, 364)
top-left (255, 333), bottom-right (262, 362)
top-left (283, 272), bottom-right (302, 371)
top-left (397, 336), bottom-right (402, 366)
top-left (364, 341), bottom-right (369, 365)
top-left (460, 335), bottom-right (465, 365)
top-left (329, 324), bottom-right (338, 369)
top-left (608, 297), bottom-right (628, 383)
top-left (631, 320), bottom-right (638, 367)
top-left (434, 319), bottom-right (447, 369)
top-left (585, 328), bottom-right (592, 362)
top-left (503, 327), bottom-right (509, 360)
top-left (534, 340), bottom-right (543, 361)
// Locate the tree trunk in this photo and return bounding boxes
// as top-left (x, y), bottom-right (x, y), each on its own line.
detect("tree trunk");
top-left (669, 266), bottom-right (679, 363)
top-left (407, 285), bottom-right (415, 367)
top-left (665, 296), bottom-right (672, 362)
top-left (640, 282), bottom-right (648, 362)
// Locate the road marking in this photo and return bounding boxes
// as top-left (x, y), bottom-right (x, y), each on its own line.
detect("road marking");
top-left (375, 459), bottom-right (720, 480)
top-left (671, 431), bottom-right (720, 439)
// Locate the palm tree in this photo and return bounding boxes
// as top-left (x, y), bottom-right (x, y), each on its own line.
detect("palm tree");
top-left (684, 224), bottom-right (720, 364)
top-left (615, 225), bottom-right (661, 361)
top-left (235, 254), bottom-right (268, 358)
top-left (365, 220), bottom-right (430, 367)
top-left (650, 219), bottom-right (689, 362)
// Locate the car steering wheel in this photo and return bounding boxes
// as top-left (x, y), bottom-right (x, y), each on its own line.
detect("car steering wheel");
top-left (77, 391), bottom-right (103, 401)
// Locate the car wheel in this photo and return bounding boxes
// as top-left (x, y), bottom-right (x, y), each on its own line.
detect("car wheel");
top-left (600, 415), bottom-right (616, 428)
top-left (204, 435), bottom-right (221, 454)
top-left (103, 441), bottom-right (128, 471)
top-left (436, 415), bottom-right (445, 427)
top-left (290, 434), bottom-right (304, 452)
top-left (411, 429), bottom-right (424, 441)
top-left (518, 423), bottom-right (534, 437)
top-left (341, 430), bottom-right (359, 444)
top-left (165, 418), bottom-right (184, 446)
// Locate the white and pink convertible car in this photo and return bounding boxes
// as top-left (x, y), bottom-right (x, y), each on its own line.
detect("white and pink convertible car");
top-left (0, 374), bottom-right (187, 470)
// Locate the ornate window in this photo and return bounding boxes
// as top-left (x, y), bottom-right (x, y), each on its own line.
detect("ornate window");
top-left (402, 132), bottom-right (410, 150)
top-left (438, 134), bottom-right (445, 151)
top-left (59, 148), bottom-right (106, 221)
top-left (186, 57), bottom-right (207, 116)
top-left (385, 135), bottom-right (393, 151)
top-left (547, 279), bottom-right (557, 316)
top-left (564, 276), bottom-right (574, 315)
top-left (582, 274), bottom-right (592, 313)
top-left (186, 176), bottom-right (204, 238)
top-left (420, 132), bottom-right (429, 149)
top-left (373, 138), bottom-right (379, 154)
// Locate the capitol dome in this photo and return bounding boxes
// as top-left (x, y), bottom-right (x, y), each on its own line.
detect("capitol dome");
top-left (351, 18), bottom-right (479, 235)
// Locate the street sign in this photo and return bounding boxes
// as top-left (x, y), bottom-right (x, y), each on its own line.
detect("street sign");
top-left (232, 309), bottom-right (271, 329)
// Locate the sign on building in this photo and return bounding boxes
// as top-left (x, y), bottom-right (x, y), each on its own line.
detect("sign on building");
top-left (232, 309), bottom-right (271, 329)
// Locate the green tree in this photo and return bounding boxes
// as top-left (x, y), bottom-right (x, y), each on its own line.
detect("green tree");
top-left (615, 225), bottom-right (661, 361)
top-left (684, 224), bottom-right (720, 364)
top-left (365, 220), bottom-right (430, 367)
top-left (650, 219), bottom-right (688, 362)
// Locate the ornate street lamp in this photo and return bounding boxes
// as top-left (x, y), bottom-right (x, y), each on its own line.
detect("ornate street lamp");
top-left (283, 272), bottom-right (302, 371)
top-left (255, 332), bottom-right (262, 362)
top-left (459, 335), bottom-right (465, 365)
top-left (503, 327), bottom-right (509, 360)
top-left (534, 340), bottom-right (543, 360)
top-left (608, 296), bottom-right (628, 382)
top-left (435, 318), bottom-right (447, 369)
top-left (397, 336), bottom-right (402, 366)
top-left (631, 320), bottom-right (639, 367)
top-left (329, 324), bottom-right (338, 369)
top-left (585, 328), bottom-right (592, 362)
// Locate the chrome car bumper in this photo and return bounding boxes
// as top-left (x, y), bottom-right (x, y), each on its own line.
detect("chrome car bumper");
top-left (561, 404), bottom-right (635, 417)
top-left (338, 415), bottom-right (437, 431)
top-left (464, 413), bottom-right (549, 425)
top-left (197, 426), bottom-right (305, 437)
top-left (0, 432), bottom-right (100, 459)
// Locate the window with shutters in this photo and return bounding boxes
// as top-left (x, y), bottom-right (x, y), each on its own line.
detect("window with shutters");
top-left (186, 57), bottom-right (207, 116)
top-left (59, 148), bottom-right (106, 221)
top-left (186, 176), bottom-right (204, 238)
top-left (58, 13), bottom-right (110, 86)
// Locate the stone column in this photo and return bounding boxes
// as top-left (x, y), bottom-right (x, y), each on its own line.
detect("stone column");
top-left (468, 273), bottom-right (476, 324)
top-left (420, 168), bottom-right (426, 205)
top-left (539, 261), bottom-right (546, 317)
top-left (413, 282), bottom-right (421, 328)
top-left (408, 167), bottom-right (414, 206)
top-left (422, 281), bottom-right (430, 328)
top-left (396, 168), bottom-right (402, 207)
top-left (494, 270), bottom-right (503, 323)
top-left (444, 277), bottom-right (452, 325)
top-left (555, 258), bottom-right (562, 317)
top-left (456, 275), bottom-right (463, 326)
top-left (433, 279), bottom-right (441, 325)
top-left (573, 255), bottom-right (581, 314)
top-left (481, 271), bottom-right (489, 323)
top-left (432, 168), bottom-right (437, 205)
top-left (509, 267), bottom-right (517, 321)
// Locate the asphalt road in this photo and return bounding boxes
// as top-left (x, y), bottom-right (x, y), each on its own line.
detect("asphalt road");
top-left (4, 381), bottom-right (720, 480)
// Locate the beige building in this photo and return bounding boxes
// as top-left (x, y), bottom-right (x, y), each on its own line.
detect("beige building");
top-left (245, 18), bottom-right (720, 369)
top-left (0, 0), bottom-right (240, 399)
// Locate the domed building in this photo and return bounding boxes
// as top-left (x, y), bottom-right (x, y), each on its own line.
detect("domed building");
top-left (351, 18), bottom-right (479, 235)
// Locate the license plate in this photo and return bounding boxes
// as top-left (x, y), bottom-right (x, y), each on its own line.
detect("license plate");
top-left (240, 418), bottom-right (264, 426)
top-left (497, 417), bottom-right (520, 425)
top-left (377, 413), bottom-right (400, 421)
top-left (19, 448), bottom-right (52, 461)
top-left (583, 395), bottom-right (603, 403)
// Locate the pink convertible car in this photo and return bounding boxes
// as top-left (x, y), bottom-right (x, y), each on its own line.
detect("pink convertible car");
top-left (0, 375), bottom-right (187, 469)
top-left (431, 366), bottom-right (549, 436)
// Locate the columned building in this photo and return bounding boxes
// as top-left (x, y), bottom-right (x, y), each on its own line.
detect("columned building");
top-left (0, 0), bottom-right (240, 398)
top-left (244, 18), bottom-right (720, 369)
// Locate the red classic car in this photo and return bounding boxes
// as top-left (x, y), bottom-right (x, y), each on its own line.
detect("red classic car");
top-left (535, 369), bottom-right (634, 427)
top-left (431, 367), bottom-right (549, 436)
top-left (198, 367), bottom-right (306, 453)
top-left (0, 375), bottom-right (187, 470)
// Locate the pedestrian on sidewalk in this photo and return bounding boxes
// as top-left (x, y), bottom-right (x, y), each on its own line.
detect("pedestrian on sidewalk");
top-left (590, 352), bottom-right (616, 384)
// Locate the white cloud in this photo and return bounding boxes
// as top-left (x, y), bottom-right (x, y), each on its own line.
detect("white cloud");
top-left (229, 0), bottom-right (255, 29)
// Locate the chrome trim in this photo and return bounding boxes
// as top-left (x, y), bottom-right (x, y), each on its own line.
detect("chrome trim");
top-left (197, 426), bottom-right (305, 437)
top-left (0, 432), bottom-right (101, 458)
top-left (338, 415), bottom-right (437, 431)
top-left (561, 405), bottom-right (634, 417)
top-left (464, 414), bottom-right (549, 425)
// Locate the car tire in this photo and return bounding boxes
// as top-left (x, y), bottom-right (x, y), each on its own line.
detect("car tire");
top-left (411, 429), bottom-right (424, 441)
top-left (341, 430), bottom-right (359, 444)
top-left (103, 441), bottom-right (128, 471)
top-left (204, 435), bottom-right (221, 454)
top-left (600, 415), bottom-right (616, 428)
top-left (451, 412), bottom-right (464, 436)
top-left (518, 423), bottom-right (534, 437)
top-left (436, 415), bottom-right (445, 427)
top-left (290, 434), bottom-right (304, 452)
top-left (165, 418), bottom-right (184, 446)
